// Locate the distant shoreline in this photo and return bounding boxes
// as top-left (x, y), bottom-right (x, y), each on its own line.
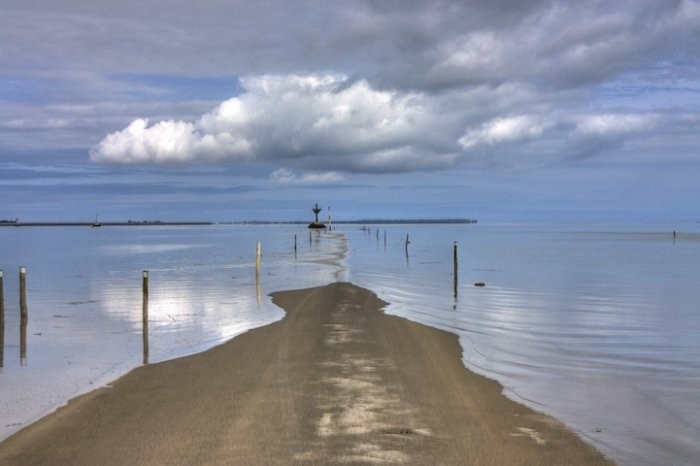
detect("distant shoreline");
top-left (225, 218), bottom-right (478, 225)
top-left (2, 219), bottom-right (477, 227)
top-left (0, 221), bottom-right (214, 227)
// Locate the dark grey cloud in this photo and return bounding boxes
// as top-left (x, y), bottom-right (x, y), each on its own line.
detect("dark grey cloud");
top-left (4, 1), bottom-right (695, 89)
top-left (336, 0), bottom-right (700, 91)
top-left (0, 0), bottom-right (341, 76)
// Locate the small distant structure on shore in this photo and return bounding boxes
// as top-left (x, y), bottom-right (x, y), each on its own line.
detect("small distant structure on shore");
top-left (308, 203), bottom-right (326, 229)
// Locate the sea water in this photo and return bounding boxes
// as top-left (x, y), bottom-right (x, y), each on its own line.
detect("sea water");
top-left (0, 224), bottom-right (345, 440)
top-left (346, 223), bottom-right (700, 466)
top-left (1, 223), bottom-right (699, 466)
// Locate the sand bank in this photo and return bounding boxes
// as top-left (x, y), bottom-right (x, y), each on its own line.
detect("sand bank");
top-left (0, 282), bottom-right (613, 465)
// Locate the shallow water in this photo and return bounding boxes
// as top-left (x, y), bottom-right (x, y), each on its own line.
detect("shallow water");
top-left (1, 223), bottom-right (699, 465)
top-left (346, 223), bottom-right (700, 466)
top-left (0, 225), bottom-right (344, 439)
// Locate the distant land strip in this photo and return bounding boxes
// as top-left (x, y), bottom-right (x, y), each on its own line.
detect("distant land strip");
top-left (1, 219), bottom-right (476, 227)
top-left (226, 219), bottom-right (478, 225)
top-left (341, 218), bottom-right (477, 224)
top-left (0, 221), bottom-right (214, 227)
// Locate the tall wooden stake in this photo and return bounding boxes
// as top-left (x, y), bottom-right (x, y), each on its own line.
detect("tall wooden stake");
top-left (453, 241), bottom-right (458, 299)
top-left (19, 266), bottom-right (27, 365)
top-left (142, 270), bottom-right (149, 365)
top-left (0, 270), bottom-right (4, 369)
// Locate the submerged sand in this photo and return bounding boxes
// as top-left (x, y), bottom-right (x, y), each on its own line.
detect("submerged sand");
top-left (0, 282), bottom-right (614, 465)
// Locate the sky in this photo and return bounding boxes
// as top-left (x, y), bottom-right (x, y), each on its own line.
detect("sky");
top-left (1, 0), bottom-right (699, 224)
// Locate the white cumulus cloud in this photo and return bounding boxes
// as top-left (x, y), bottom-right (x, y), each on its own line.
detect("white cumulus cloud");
top-left (89, 73), bottom-right (683, 172)
top-left (90, 117), bottom-right (253, 164)
top-left (90, 74), bottom-right (454, 172)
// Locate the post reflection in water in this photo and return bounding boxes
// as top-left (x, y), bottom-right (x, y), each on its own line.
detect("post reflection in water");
top-left (256, 270), bottom-right (261, 306)
top-left (142, 270), bottom-right (149, 365)
top-left (453, 241), bottom-right (458, 300)
top-left (19, 267), bottom-right (28, 366)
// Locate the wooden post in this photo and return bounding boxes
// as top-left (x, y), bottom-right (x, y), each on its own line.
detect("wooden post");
top-left (0, 270), bottom-right (4, 369)
top-left (256, 242), bottom-right (262, 304)
top-left (453, 241), bottom-right (458, 299)
top-left (142, 270), bottom-right (149, 365)
top-left (19, 266), bottom-right (27, 365)
top-left (294, 234), bottom-right (297, 256)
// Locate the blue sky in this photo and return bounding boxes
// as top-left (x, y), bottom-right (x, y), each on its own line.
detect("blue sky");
top-left (1, 0), bottom-right (699, 223)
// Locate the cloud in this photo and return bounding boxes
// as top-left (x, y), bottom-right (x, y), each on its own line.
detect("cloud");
top-left (339, 0), bottom-right (700, 90)
top-left (459, 115), bottom-right (552, 149)
top-left (561, 113), bottom-right (659, 162)
top-left (6, 1), bottom-right (697, 94)
top-left (0, 1), bottom-right (343, 78)
top-left (91, 118), bottom-right (253, 164)
top-left (1, 0), bottom-right (691, 174)
top-left (456, 112), bottom-right (670, 167)
top-left (2, 0), bottom-right (700, 226)
top-left (268, 168), bottom-right (344, 185)
top-left (89, 72), bottom-right (696, 172)
top-left (572, 114), bottom-right (655, 137)
top-left (90, 74), bottom-right (461, 172)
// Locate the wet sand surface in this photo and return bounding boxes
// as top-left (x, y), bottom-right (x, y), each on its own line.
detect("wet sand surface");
top-left (0, 282), bottom-right (614, 465)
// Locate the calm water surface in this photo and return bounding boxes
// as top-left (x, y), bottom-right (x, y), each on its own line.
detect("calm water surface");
top-left (346, 223), bottom-right (700, 466)
top-left (1, 223), bottom-right (699, 466)
top-left (0, 225), bottom-right (345, 440)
